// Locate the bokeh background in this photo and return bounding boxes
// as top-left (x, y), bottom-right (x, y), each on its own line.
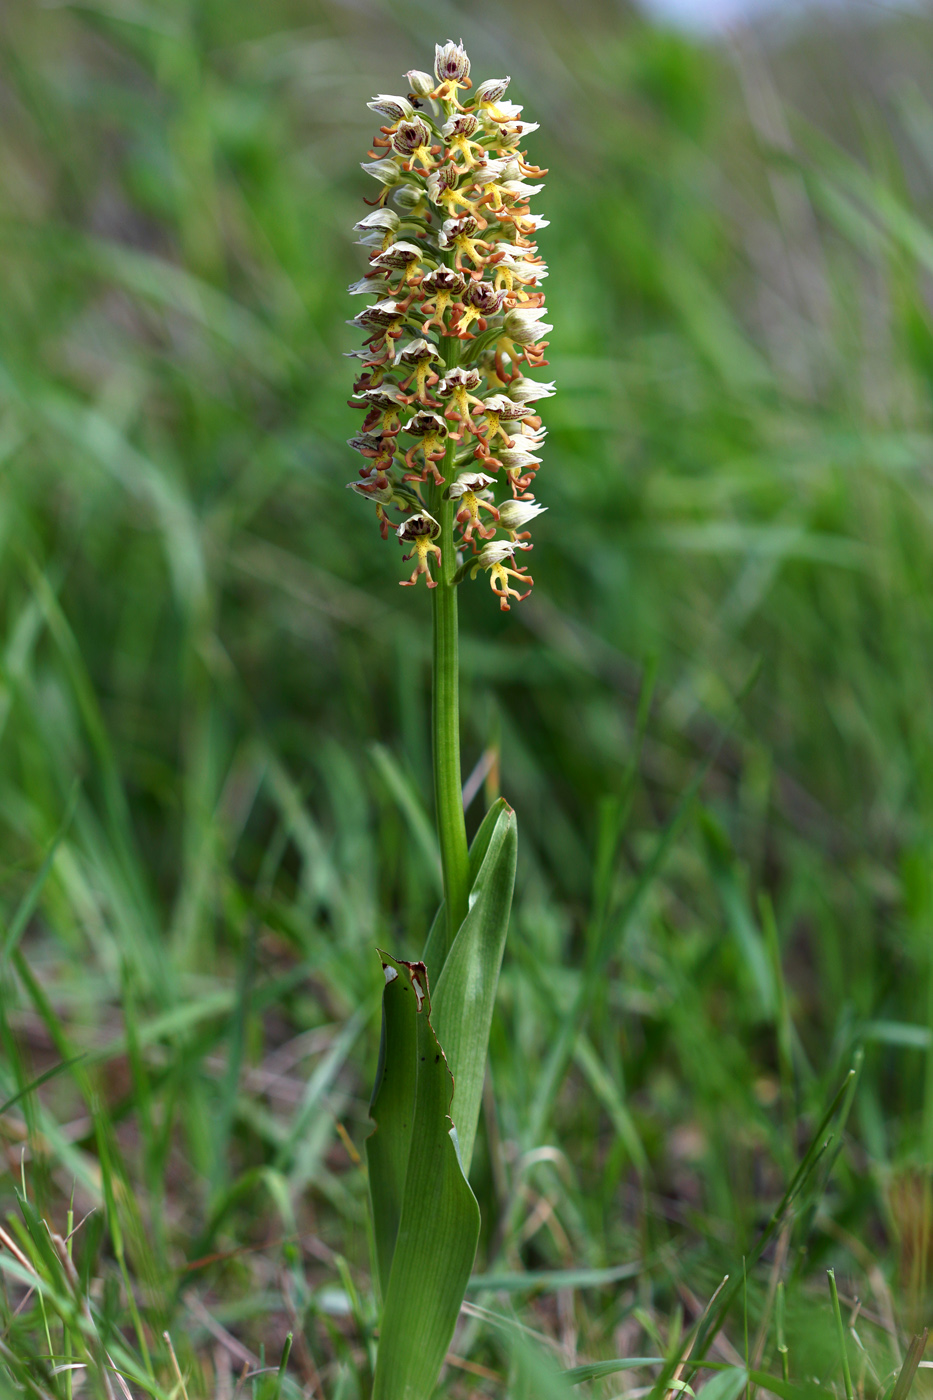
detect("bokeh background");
top-left (4, 0), bottom-right (933, 1392)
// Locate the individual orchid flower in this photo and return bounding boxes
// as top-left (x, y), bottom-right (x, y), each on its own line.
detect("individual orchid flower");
top-left (438, 366), bottom-right (484, 435)
top-left (390, 117), bottom-right (436, 172)
top-left (367, 94), bottom-right (416, 125)
top-left (497, 497), bottom-right (547, 542)
top-left (360, 156), bottom-right (404, 188)
top-left (395, 337), bottom-right (443, 402)
top-left (352, 384), bottom-right (410, 436)
top-left (419, 267), bottom-right (467, 331)
top-left (506, 376), bottom-right (556, 402)
top-left (471, 77), bottom-right (511, 118)
top-left (480, 394), bottom-right (530, 448)
top-left (354, 208), bottom-right (400, 250)
top-left (370, 241), bottom-right (429, 287)
top-left (404, 69), bottom-right (435, 98)
top-left (438, 216), bottom-right (491, 269)
top-left (448, 470), bottom-right (499, 542)
top-left (455, 540), bottom-right (534, 611)
top-left (442, 113), bottom-right (486, 167)
top-left (426, 164), bottom-right (478, 219)
top-left (397, 511), bottom-right (442, 588)
top-left (498, 445), bottom-right (543, 497)
top-left (433, 40), bottom-right (471, 104)
top-left (455, 280), bottom-right (506, 337)
top-left (347, 475), bottom-right (419, 540)
top-left (401, 411), bottom-right (449, 483)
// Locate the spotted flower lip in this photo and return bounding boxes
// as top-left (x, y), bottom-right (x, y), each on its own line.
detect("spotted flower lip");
top-left (438, 216), bottom-right (480, 244)
top-left (349, 39), bottom-right (551, 608)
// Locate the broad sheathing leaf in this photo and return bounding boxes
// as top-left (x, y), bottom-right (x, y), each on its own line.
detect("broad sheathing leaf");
top-left (431, 801), bottom-right (517, 1174)
top-left (369, 954), bottom-right (480, 1400)
top-left (366, 952), bottom-right (420, 1301)
top-left (423, 796), bottom-right (510, 976)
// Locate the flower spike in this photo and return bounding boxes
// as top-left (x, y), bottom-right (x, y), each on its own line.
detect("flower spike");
top-left (348, 40), bottom-right (551, 609)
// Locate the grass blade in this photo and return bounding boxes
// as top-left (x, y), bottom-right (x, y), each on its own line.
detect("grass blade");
top-left (890, 1331), bottom-right (928, 1400)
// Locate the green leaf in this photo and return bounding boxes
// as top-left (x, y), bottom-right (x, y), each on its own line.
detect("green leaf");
top-left (369, 954), bottom-right (480, 1400)
top-left (423, 796), bottom-right (509, 978)
top-left (696, 1369), bottom-right (749, 1400)
top-left (367, 954), bottom-right (422, 1301)
top-left (430, 801), bottom-right (517, 1174)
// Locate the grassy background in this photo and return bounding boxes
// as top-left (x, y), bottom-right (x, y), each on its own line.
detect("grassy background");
top-left (3, 0), bottom-right (933, 1393)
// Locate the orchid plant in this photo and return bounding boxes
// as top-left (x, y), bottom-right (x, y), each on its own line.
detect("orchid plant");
top-left (345, 39), bottom-right (552, 1400)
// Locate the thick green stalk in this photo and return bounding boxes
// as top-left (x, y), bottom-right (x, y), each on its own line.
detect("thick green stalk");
top-left (429, 337), bottom-right (469, 957)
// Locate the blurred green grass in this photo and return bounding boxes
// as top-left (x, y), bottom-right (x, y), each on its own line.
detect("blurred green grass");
top-left (4, 0), bottom-right (933, 1392)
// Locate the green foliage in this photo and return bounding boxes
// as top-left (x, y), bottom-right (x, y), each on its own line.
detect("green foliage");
top-left (431, 800), bottom-right (517, 1175)
top-left (367, 804), bottom-right (515, 1398)
top-left (368, 955), bottom-right (479, 1400)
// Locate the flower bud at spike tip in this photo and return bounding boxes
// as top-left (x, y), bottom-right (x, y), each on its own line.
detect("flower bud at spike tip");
top-left (347, 40), bottom-right (551, 607)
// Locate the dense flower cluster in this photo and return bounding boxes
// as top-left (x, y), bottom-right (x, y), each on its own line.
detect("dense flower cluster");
top-left (346, 40), bottom-right (552, 611)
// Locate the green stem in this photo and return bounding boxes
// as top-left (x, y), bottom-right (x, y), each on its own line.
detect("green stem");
top-left (430, 338), bottom-right (469, 956)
